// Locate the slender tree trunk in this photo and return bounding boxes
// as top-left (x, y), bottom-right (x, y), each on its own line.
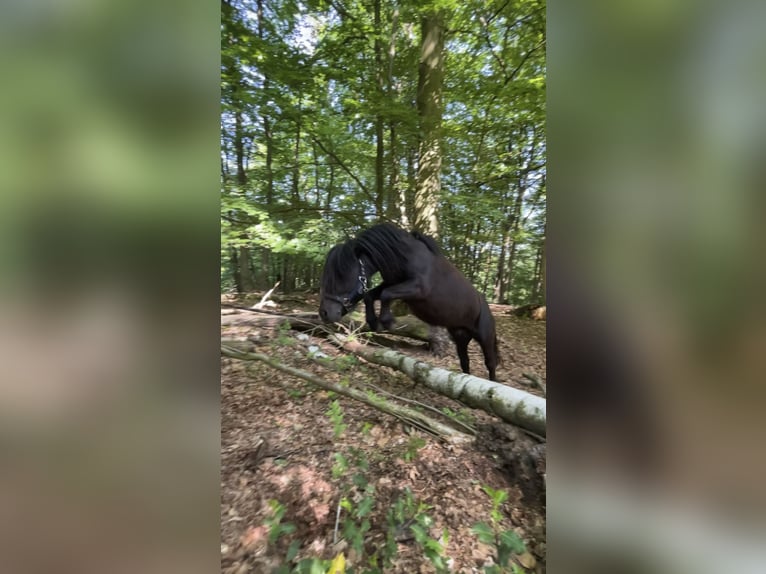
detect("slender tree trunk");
top-left (468, 221), bottom-right (481, 278)
top-left (387, 124), bottom-right (399, 221)
top-left (414, 11), bottom-right (444, 237)
top-left (531, 242), bottom-right (543, 302)
top-left (402, 146), bottom-right (416, 228)
top-left (326, 160), bottom-right (335, 211)
top-left (234, 110), bottom-right (247, 185)
top-left (292, 94), bottom-right (302, 202)
top-left (413, 11), bottom-right (449, 353)
top-left (231, 248), bottom-right (242, 293)
top-left (482, 245), bottom-right (495, 295)
top-left (312, 140), bottom-right (321, 207)
top-left (494, 221), bottom-right (508, 303)
top-left (503, 178), bottom-right (526, 302)
top-left (374, 0), bottom-right (385, 220)
top-left (257, 0), bottom-right (273, 289)
top-left (233, 85), bottom-right (255, 293)
top-left (540, 225), bottom-right (547, 304)
top-left (386, 7), bottom-right (400, 223)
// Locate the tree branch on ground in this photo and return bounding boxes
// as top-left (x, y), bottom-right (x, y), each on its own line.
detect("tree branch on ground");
top-left (221, 309), bottom-right (433, 344)
top-left (221, 343), bottom-right (473, 442)
top-left (253, 281), bottom-right (280, 309)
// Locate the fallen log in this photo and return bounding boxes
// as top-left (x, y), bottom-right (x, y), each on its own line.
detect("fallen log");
top-left (332, 336), bottom-right (546, 437)
top-left (221, 343), bottom-right (473, 443)
top-left (221, 310), bottom-right (432, 344)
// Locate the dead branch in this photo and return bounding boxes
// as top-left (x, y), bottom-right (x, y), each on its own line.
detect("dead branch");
top-left (522, 372), bottom-right (547, 395)
top-left (221, 344), bottom-right (473, 443)
top-left (221, 309), bottom-right (432, 344)
top-left (253, 281), bottom-right (280, 309)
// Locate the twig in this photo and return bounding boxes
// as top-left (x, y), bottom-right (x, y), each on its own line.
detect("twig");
top-left (333, 498), bottom-right (343, 545)
top-left (361, 379), bottom-right (476, 435)
top-left (522, 372), bottom-right (546, 395)
top-left (521, 428), bottom-right (546, 443)
top-left (253, 281), bottom-right (280, 309)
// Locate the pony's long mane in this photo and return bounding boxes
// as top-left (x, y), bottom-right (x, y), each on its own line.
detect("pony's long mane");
top-left (355, 223), bottom-right (414, 280)
top-left (321, 240), bottom-right (358, 293)
top-left (410, 230), bottom-right (442, 255)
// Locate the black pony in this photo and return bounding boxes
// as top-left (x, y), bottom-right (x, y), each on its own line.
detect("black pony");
top-left (319, 223), bottom-right (499, 381)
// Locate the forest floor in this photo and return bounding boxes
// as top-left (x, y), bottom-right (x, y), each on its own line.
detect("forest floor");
top-left (221, 292), bottom-right (547, 574)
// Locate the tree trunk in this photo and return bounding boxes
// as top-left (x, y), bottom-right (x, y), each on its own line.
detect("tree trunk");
top-left (257, 0), bottom-right (273, 290)
top-left (531, 239), bottom-right (545, 304)
top-left (414, 11), bottom-right (444, 237)
top-left (326, 160), bottom-right (335, 211)
top-left (402, 145), bottom-right (416, 228)
top-left (494, 221), bottom-right (509, 303)
top-left (482, 245), bottom-right (495, 295)
top-left (336, 337), bottom-right (546, 437)
top-left (386, 7), bottom-right (400, 223)
top-left (503, 178), bottom-right (526, 302)
top-left (540, 226), bottom-right (547, 305)
top-left (387, 124), bottom-right (399, 222)
top-left (414, 12), bottom-right (448, 350)
top-left (291, 94), bottom-right (302, 202)
top-left (231, 248), bottom-right (242, 293)
top-left (374, 0), bottom-right (385, 220)
top-left (237, 247), bottom-right (254, 292)
top-left (233, 85), bottom-right (255, 293)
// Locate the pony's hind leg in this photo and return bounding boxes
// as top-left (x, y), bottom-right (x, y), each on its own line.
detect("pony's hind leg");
top-left (478, 334), bottom-right (498, 381)
top-left (449, 328), bottom-right (472, 375)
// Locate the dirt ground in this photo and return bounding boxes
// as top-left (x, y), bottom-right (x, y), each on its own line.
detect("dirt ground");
top-left (221, 293), bottom-right (546, 573)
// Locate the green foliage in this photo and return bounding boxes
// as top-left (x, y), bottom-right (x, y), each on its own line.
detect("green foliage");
top-left (471, 486), bottom-right (528, 573)
top-left (332, 452), bottom-right (349, 479)
top-left (266, 464), bottom-right (460, 573)
top-left (266, 499), bottom-right (297, 545)
top-left (441, 407), bottom-right (476, 426)
top-left (326, 399), bottom-right (348, 439)
top-left (402, 435), bottom-right (427, 462)
top-left (221, 0), bottom-right (546, 302)
top-left (410, 516), bottom-right (450, 573)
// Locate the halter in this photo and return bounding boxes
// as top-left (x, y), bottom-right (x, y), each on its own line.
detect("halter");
top-left (324, 259), bottom-right (369, 313)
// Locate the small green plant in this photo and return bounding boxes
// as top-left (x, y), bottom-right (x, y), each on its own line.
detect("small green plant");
top-left (275, 322), bottom-right (295, 346)
top-left (471, 486), bottom-right (527, 573)
top-left (332, 452), bottom-right (349, 479)
top-left (333, 355), bottom-right (358, 371)
top-left (265, 499), bottom-right (297, 545)
top-left (340, 484), bottom-right (375, 556)
top-left (402, 435), bottom-right (427, 462)
top-left (383, 488), bottom-right (449, 572)
top-left (411, 513), bottom-right (450, 573)
top-left (441, 407), bottom-right (476, 426)
top-left (326, 399), bottom-right (348, 439)
top-left (360, 421), bottom-right (374, 436)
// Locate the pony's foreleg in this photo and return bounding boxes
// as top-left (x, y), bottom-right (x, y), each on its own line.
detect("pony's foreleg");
top-left (378, 279), bottom-right (427, 330)
top-left (362, 284), bottom-right (385, 331)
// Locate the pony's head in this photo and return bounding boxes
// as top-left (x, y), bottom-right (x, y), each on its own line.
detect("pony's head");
top-left (319, 241), bottom-right (367, 322)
